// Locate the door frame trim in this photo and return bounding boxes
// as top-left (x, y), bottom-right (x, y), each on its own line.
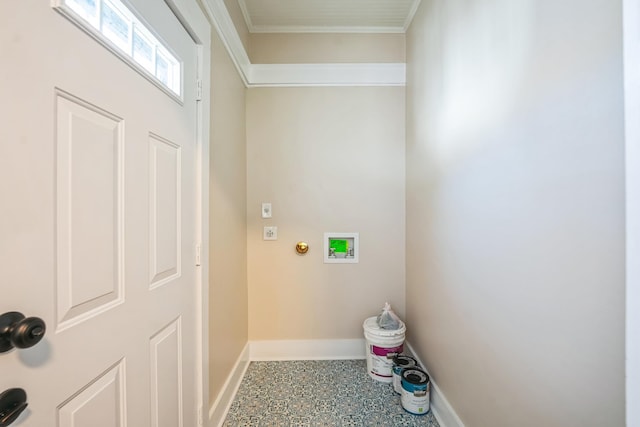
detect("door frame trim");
top-left (161, 0), bottom-right (211, 423)
top-left (624, 0), bottom-right (640, 424)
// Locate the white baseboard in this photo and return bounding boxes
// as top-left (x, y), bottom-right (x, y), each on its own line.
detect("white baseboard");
top-left (405, 342), bottom-right (465, 427)
top-left (207, 339), bottom-right (365, 425)
top-left (207, 339), bottom-right (463, 427)
top-left (249, 338), bottom-right (366, 361)
top-left (208, 343), bottom-right (250, 427)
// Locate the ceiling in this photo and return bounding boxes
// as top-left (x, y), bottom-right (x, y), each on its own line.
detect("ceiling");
top-left (237, 0), bottom-right (422, 33)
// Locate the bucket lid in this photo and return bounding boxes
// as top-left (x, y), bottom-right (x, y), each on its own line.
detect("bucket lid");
top-left (363, 316), bottom-right (406, 336)
top-left (393, 355), bottom-right (417, 367)
top-left (402, 367), bottom-right (429, 385)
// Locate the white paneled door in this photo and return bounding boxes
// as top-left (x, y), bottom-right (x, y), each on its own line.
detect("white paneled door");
top-left (0, 1), bottom-right (201, 426)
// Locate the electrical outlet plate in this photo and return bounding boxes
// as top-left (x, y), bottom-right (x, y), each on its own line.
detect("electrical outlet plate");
top-left (263, 226), bottom-right (277, 240)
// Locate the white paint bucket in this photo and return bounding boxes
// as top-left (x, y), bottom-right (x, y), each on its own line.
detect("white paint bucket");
top-left (362, 316), bottom-right (406, 383)
top-left (392, 355), bottom-right (418, 394)
top-left (401, 367), bottom-right (430, 415)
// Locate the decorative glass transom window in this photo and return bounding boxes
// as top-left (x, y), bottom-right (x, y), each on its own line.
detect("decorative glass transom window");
top-left (54, 0), bottom-right (182, 98)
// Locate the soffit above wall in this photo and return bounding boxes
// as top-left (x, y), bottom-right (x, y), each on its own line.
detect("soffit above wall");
top-left (200, 0), bottom-right (408, 87)
top-left (238, 0), bottom-right (422, 33)
top-left (248, 33), bottom-right (406, 64)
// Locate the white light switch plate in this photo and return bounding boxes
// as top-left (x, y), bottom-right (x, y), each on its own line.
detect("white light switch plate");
top-left (263, 226), bottom-right (277, 240)
top-left (262, 202), bottom-right (272, 218)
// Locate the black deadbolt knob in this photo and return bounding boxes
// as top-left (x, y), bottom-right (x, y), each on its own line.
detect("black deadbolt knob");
top-left (0, 312), bottom-right (46, 353)
top-left (0, 388), bottom-right (28, 426)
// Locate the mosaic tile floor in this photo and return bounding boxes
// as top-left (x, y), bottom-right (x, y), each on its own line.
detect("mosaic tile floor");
top-left (223, 359), bottom-right (440, 427)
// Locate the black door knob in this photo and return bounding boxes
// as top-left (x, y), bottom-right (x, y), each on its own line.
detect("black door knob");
top-left (0, 388), bottom-right (27, 426)
top-left (0, 312), bottom-right (46, 353)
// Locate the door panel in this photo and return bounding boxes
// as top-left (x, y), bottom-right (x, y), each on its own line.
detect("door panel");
top-left (150, 319), bottom-right (183, 427)
top-left (55, 91), bottom-right (125, 329)
top-left (0, 1), bottom-right (199, 425)
top-left (149, 134), bottom-right (181, 289)
top-left (57, 361), bottom-right (126, 427)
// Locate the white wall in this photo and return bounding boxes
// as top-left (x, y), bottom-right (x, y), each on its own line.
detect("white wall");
top-left (406, 0), bottom-right (625, 426)
top-left (208, 28), bottom-right (248, 406)
top-left (246, 86), bottom-right (406, 340)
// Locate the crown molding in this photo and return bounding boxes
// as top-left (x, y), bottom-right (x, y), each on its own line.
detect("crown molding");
top-left (201, 0), bottom-right (406, 87)
top-left (200, 0), bottom-right (251, 86)
top-left (403, 0), bottom-right (423, 32)
top-left (247, 25), bottom-right (407, 34)
top-left (238, 0), bottom-right (421, 34)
